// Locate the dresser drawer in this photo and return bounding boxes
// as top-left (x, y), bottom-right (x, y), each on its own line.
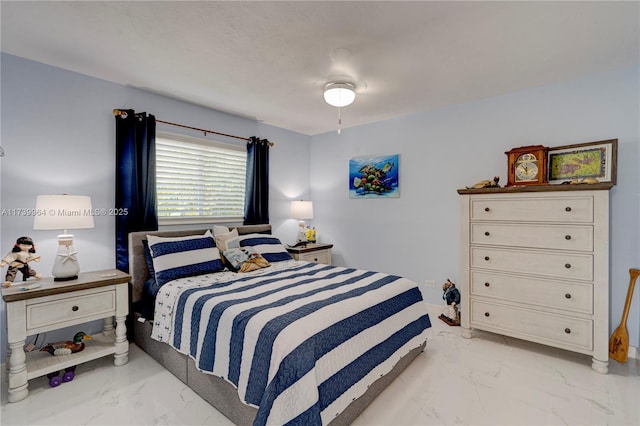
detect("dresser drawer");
top-left (297, 249), bottom-right (331, 265)
top-left (470, 223), bottom-right (593, 251)
top-left (470, 196), bottom-right (594, 223)
top-left (26, 290), bottom-right (116, 330)
top-left (470, 300), bottom-right (593, 350)
top-left (470, 271), bottom-right (593, 314)
top-left (470, 247), bottom-right (593, 281)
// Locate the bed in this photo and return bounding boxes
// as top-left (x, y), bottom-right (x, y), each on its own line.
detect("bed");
top-left (128, 225), bottom-right (431, 425)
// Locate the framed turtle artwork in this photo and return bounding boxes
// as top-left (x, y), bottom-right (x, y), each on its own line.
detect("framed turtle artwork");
top-left (349, 154), bottom-right (399, 198)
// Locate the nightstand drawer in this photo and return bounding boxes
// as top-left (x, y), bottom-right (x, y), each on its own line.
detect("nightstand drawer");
top-left (297, 250), bottom-right (331, 265)
top-left (26, 290), bottom-right (116, 331)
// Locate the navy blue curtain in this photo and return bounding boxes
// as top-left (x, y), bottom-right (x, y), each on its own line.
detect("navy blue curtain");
top-left (115, 109), bottom-right (158, 272)
top-left (244, 137), bottom-right (270, 225)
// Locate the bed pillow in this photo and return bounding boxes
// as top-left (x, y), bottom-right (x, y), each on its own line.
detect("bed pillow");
top-left (147, 231), bottom-right (224, 286)
top-left (238, 233), bottom-right (292, 263)
top-left (223, 246), bottom-right (271, 272)
top-left (214, 228), bottom-right (240, 251)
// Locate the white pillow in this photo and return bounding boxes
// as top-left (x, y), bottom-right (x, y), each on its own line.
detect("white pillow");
top-left (147, 230), bottom-right (224, 286)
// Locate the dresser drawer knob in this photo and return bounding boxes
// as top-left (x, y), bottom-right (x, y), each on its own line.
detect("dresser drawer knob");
top-left (484, 256), bottom-right (490, 261)
top-left (565, 207), bottom-right (572, 212)
top-left (565, 263), bottom-right (571, 269)
top-left (565, 293), bottom-right (572, 299)
top-left (484, 282), bottom-right (490, 287)
top-left (564, 328), bottom-right (571, 334)
top-left (72, 305), bottom-right (79, 312)
top-left (484, 207), bottom-right (490, 212)
top-left (484, 231), bottom-right (490, 236)
top-left (565, 235), bottom-right (572, 240)
top-left (484, 312), bottom-right (490, 317)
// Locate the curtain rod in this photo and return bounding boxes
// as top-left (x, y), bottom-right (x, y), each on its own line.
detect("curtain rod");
top-left (113, 109), bottom-right (274, 146)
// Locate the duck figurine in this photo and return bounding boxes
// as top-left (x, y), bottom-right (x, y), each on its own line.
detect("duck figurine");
top-left (40, 332), bottom-right (92, 356)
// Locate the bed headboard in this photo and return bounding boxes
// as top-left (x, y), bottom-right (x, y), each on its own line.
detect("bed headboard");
top-left (127, 224), bottom-right (271, 303)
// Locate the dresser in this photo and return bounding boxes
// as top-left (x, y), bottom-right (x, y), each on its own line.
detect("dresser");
top-left (287, 243), bottom-right (333, 265)
top-left (2, 269), bottom-right (130, 401)
top-left (458, 184), bottom-right (612, 373)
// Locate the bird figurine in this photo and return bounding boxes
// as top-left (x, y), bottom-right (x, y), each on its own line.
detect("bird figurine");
top-left (40, 332), bottom-right (92, 356)
top-left (467, 176), bottom-right (500, 189)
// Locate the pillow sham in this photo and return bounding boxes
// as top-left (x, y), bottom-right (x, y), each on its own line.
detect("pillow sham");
top-left (223, 246), bottom-right (271, 273)
top-left (147, 231), bottom-right (224, 286)
top-left (238, 233), bottom-right (292, 263)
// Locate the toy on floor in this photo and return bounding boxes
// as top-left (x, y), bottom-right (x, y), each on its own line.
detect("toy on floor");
top-left (40, 331), bottom-right (92, 356)
top-left (46, 366), bottom-right (76, 387)
top-left (438, 279), bottom-right (461, 326)
top-left (1, 236), bottom-right (42, 287)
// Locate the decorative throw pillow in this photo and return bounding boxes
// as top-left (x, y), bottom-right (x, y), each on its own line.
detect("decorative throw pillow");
top-left (214, 228), bottom-right (240, 251)
top-left (238, 234), bottom-right (292, 263)
top-left (223, 246), bottom-right (270, 272)
top-left (147, 231), bottom-right (224, 286)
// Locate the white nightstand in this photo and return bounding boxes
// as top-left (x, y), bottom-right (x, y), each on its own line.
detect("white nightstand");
top-left (287, 243), bottom-right (333, 265)
top-left (2, 269), bottom-right (130, 402)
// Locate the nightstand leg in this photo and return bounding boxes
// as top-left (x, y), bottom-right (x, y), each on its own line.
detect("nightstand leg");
top-left (113, 314), bottom-right (128, 366)
top-left (103, 315), bottom-right (114, 333)
top-left (7, 340), bottom-right (28, 402)
top-left (6, 300), bottom-right (28, 402)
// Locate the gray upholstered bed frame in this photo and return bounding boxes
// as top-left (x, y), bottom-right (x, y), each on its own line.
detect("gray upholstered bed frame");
top-left (128, 225), bottom-right (425, 425)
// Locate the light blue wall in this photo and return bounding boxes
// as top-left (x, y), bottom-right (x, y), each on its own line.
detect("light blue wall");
top-left (0, 54), bottom-right (310, 361)
top-left (310, 65), bottom-right (640, 349)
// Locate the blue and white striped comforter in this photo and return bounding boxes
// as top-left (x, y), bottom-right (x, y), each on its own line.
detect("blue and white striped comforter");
top-left (152, 260), bottom-right (431, 425)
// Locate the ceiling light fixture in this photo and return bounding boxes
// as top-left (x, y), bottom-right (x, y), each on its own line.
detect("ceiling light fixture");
top-left (324, 82), bottom-right (356, 135)
top-left (323, 82), bottom-right (356, 107)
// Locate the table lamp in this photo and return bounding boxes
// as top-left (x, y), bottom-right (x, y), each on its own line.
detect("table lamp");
top-left (33, 195), bottom-right (95, 281)
top-left (290, 200), bottom-right (313, 244)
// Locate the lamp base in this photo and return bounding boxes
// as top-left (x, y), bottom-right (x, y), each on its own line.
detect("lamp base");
top-left (53, 275), bottom-right (78, 282)
top-left (296, 220), bottom-right (308, 243)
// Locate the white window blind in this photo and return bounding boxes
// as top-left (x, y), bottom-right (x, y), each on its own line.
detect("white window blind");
top-left (156, 133), bottom-right (246, 223)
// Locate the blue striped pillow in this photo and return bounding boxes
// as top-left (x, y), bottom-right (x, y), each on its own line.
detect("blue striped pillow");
top-left (147, 231), bottom-right (224, 286)
top-left (238, 233), bottom-right (292, 263)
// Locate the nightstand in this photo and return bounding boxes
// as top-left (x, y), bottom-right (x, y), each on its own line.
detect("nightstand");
top-left (287, 243), bottom-right (333, 265)
top-left (2, 269), bottom-right (130, 402)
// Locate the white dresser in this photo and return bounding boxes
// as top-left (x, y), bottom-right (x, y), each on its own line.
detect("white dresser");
top-left (458, 184), bottom-right (612, 373)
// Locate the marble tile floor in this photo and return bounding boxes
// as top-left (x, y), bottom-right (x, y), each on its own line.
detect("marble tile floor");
top-left (2, 304), bottom-right (638, 425)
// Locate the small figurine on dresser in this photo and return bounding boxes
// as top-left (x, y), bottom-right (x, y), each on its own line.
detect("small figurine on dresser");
top-left (466, 176), bottom-right (500, 189)
top-left (439, 279), bottom-right (461, 326)
top-left (1, 236), bottom-right (42, 287)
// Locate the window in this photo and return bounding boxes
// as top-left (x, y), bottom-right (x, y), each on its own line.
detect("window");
top-left (156, 132), bottom-right (246, 224)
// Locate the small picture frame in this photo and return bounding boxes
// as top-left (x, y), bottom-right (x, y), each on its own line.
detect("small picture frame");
top-left (547, 139), bottom-right (617, 185)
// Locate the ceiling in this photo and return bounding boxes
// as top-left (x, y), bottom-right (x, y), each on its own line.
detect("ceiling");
top-left (1, 1), bottom-right (638, 135)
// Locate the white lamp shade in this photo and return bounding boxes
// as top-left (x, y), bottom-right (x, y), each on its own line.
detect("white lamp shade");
top-left (290, 200), bottom-right (314, 220)
top-left (33, 195), bottom-right (95, 231)
top-left (324, 83), bottom-right (356, 107)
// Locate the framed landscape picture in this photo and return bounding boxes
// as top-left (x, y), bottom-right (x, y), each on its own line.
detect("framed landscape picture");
top-left (349, 154), bottom-right (399, 198)
top-left (547, 139), bottom-right (617, 185)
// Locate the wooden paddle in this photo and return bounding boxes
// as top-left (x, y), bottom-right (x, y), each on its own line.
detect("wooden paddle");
top-left (609, 268), bottom-right (640, 363)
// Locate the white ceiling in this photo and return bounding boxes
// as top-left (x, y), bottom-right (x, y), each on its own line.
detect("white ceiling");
top-left (1, 1), bottom-right (638, 135)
